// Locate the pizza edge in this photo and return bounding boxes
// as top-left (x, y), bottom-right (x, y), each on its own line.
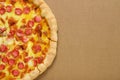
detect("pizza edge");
top-left (22, 0), bottom-right (57, 80)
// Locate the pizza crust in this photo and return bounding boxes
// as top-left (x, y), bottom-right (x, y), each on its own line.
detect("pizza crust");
top-left (40, 0), bottom-right (58, 41)
top-left (43, 41), bottom-right (57, 67)
top-left (22, 74), bottom-right (32, 80)
top-left (22, 0), bottom-right (57, 80)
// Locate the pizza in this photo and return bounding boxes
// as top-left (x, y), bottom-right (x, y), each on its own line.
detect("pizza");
top-left (0, 0), bottom-right (57, 80)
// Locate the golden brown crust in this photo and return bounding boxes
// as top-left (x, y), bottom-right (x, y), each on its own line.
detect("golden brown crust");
top-left (22, 74), bottom-right (32, 80)
top-left (29, 67), bottom-right (41, 79)
top-left (40, 1), bottom-right (58, 41)
top-left (22, 0), bottom-right (57, 80)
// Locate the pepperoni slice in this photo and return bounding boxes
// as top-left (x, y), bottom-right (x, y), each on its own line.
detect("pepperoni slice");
top-left (37, 57), bottom-right (44, 63)
top-left (8, 59), bottom-right (15, 66)
top-left (0, 64), bottom-right (5, 70)
top-left (35, 24), bottom-right (42, 32)
top-left (21, 36), bottom-right (29, 43)
top-left (18, 62), bottom-right (24, 69)
top-left (24, 57), bottom-right (32, 63)
top-left (2, 57), bottom-right (8, 63)
top-left (23, 6), bottom-right (30, 14)
top-left (25, 28), bottom-right (32, 35)
top-left (35, 24), bottom-right (42, 36)
top-left (34, 16), bottom-right (41, 22)
top-left (0, 44), bottom-right (8, 52)
top-left (12, 70), bottom-right (19, 76)
top-left (32, 44), bottom-right (41, 53)
top-left (0, 28), bottom-right (6, 33)
top-left (6, 5), bottom-right (12, 12)
top-left (12, 49), bottom-right (19, 58)
top-left (0, 8), bottom-right (5, 15)
top-left (27, 20), bottom-right (34, 27)
top-left (10, 30), bottom-right (15, 35)
top-left (33, 60), bottom-right (37, 66)
top-left (34, 57), bottom-right (44, 65)
top-left (15, 8), bottom-right (22, 15)
top-left (16, 29), bottom-right (24, 37)
top-left (8, 29), bottom-right (15, 38)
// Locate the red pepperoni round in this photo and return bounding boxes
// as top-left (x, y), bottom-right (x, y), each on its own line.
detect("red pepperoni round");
top-left (0, 8), bottom-right (6, 15)
top-left (12, 70), bottom-right (19, 76)
top-left (32, 44), bottom-right (41, 53)
top-left (8, 59), bottom-right (15, 66)
top-left (0, 64), bottom-right (5, 70)
top-left (16, 29), bottom-right (24, 37)
top-left (2, 57), bottom-right (8, 63)
top-left (24, 57), bottom-right (32, 63)
top-left (25, 28), bottom-right (32, 35)
top-left (37, 57), bottom-right (44, 63)
top-left (33, 60), bottom-right (37, 66)
top-left (21, 36), bottom-right (29, 43)
top-left (34, 16), bottom-right (41, 22)
top-left (27, 20), bottom-right (34, 27)
top-left (10, 30), bottom-right (15, 35)
top-left (35, 24), bottom-right (42, 32)
top-left (6, 5), bottom-right (12, 12)
top-left (15, 8), bottom-right (22, 15)
top-left (0, 28), bottom-right (6, 33)
top-left (8, 29), bottom-right (15, 38)
top-left (0, 44), bottom-right (8, 52)
top-left (12, 49), bottom-right (19, 58)
top-left (18, 62), bottom-right (24, 69)
top-left (23, 6), bottom-right (30, 14)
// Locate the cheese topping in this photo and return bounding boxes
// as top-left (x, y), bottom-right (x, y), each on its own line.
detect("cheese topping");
top-left (0, 0), bottom-right (50, 79)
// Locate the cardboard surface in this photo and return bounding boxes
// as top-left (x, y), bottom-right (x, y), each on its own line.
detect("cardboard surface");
top-left (36, 0), bottom-right (120, 80)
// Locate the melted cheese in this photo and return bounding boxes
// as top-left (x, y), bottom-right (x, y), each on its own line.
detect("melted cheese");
top-left (0, 0), bottom-right (50, 79)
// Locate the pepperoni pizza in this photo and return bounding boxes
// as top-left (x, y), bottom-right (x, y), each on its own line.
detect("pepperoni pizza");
top-left (0, 0), bottom-right (57, 80)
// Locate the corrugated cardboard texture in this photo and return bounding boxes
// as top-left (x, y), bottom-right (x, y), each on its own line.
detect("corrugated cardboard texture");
top-left (36, 0), bottom-right (120, 80)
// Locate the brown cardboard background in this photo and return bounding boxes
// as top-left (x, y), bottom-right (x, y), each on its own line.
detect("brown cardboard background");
top-left (36, 0), bottom-right (120, 80)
